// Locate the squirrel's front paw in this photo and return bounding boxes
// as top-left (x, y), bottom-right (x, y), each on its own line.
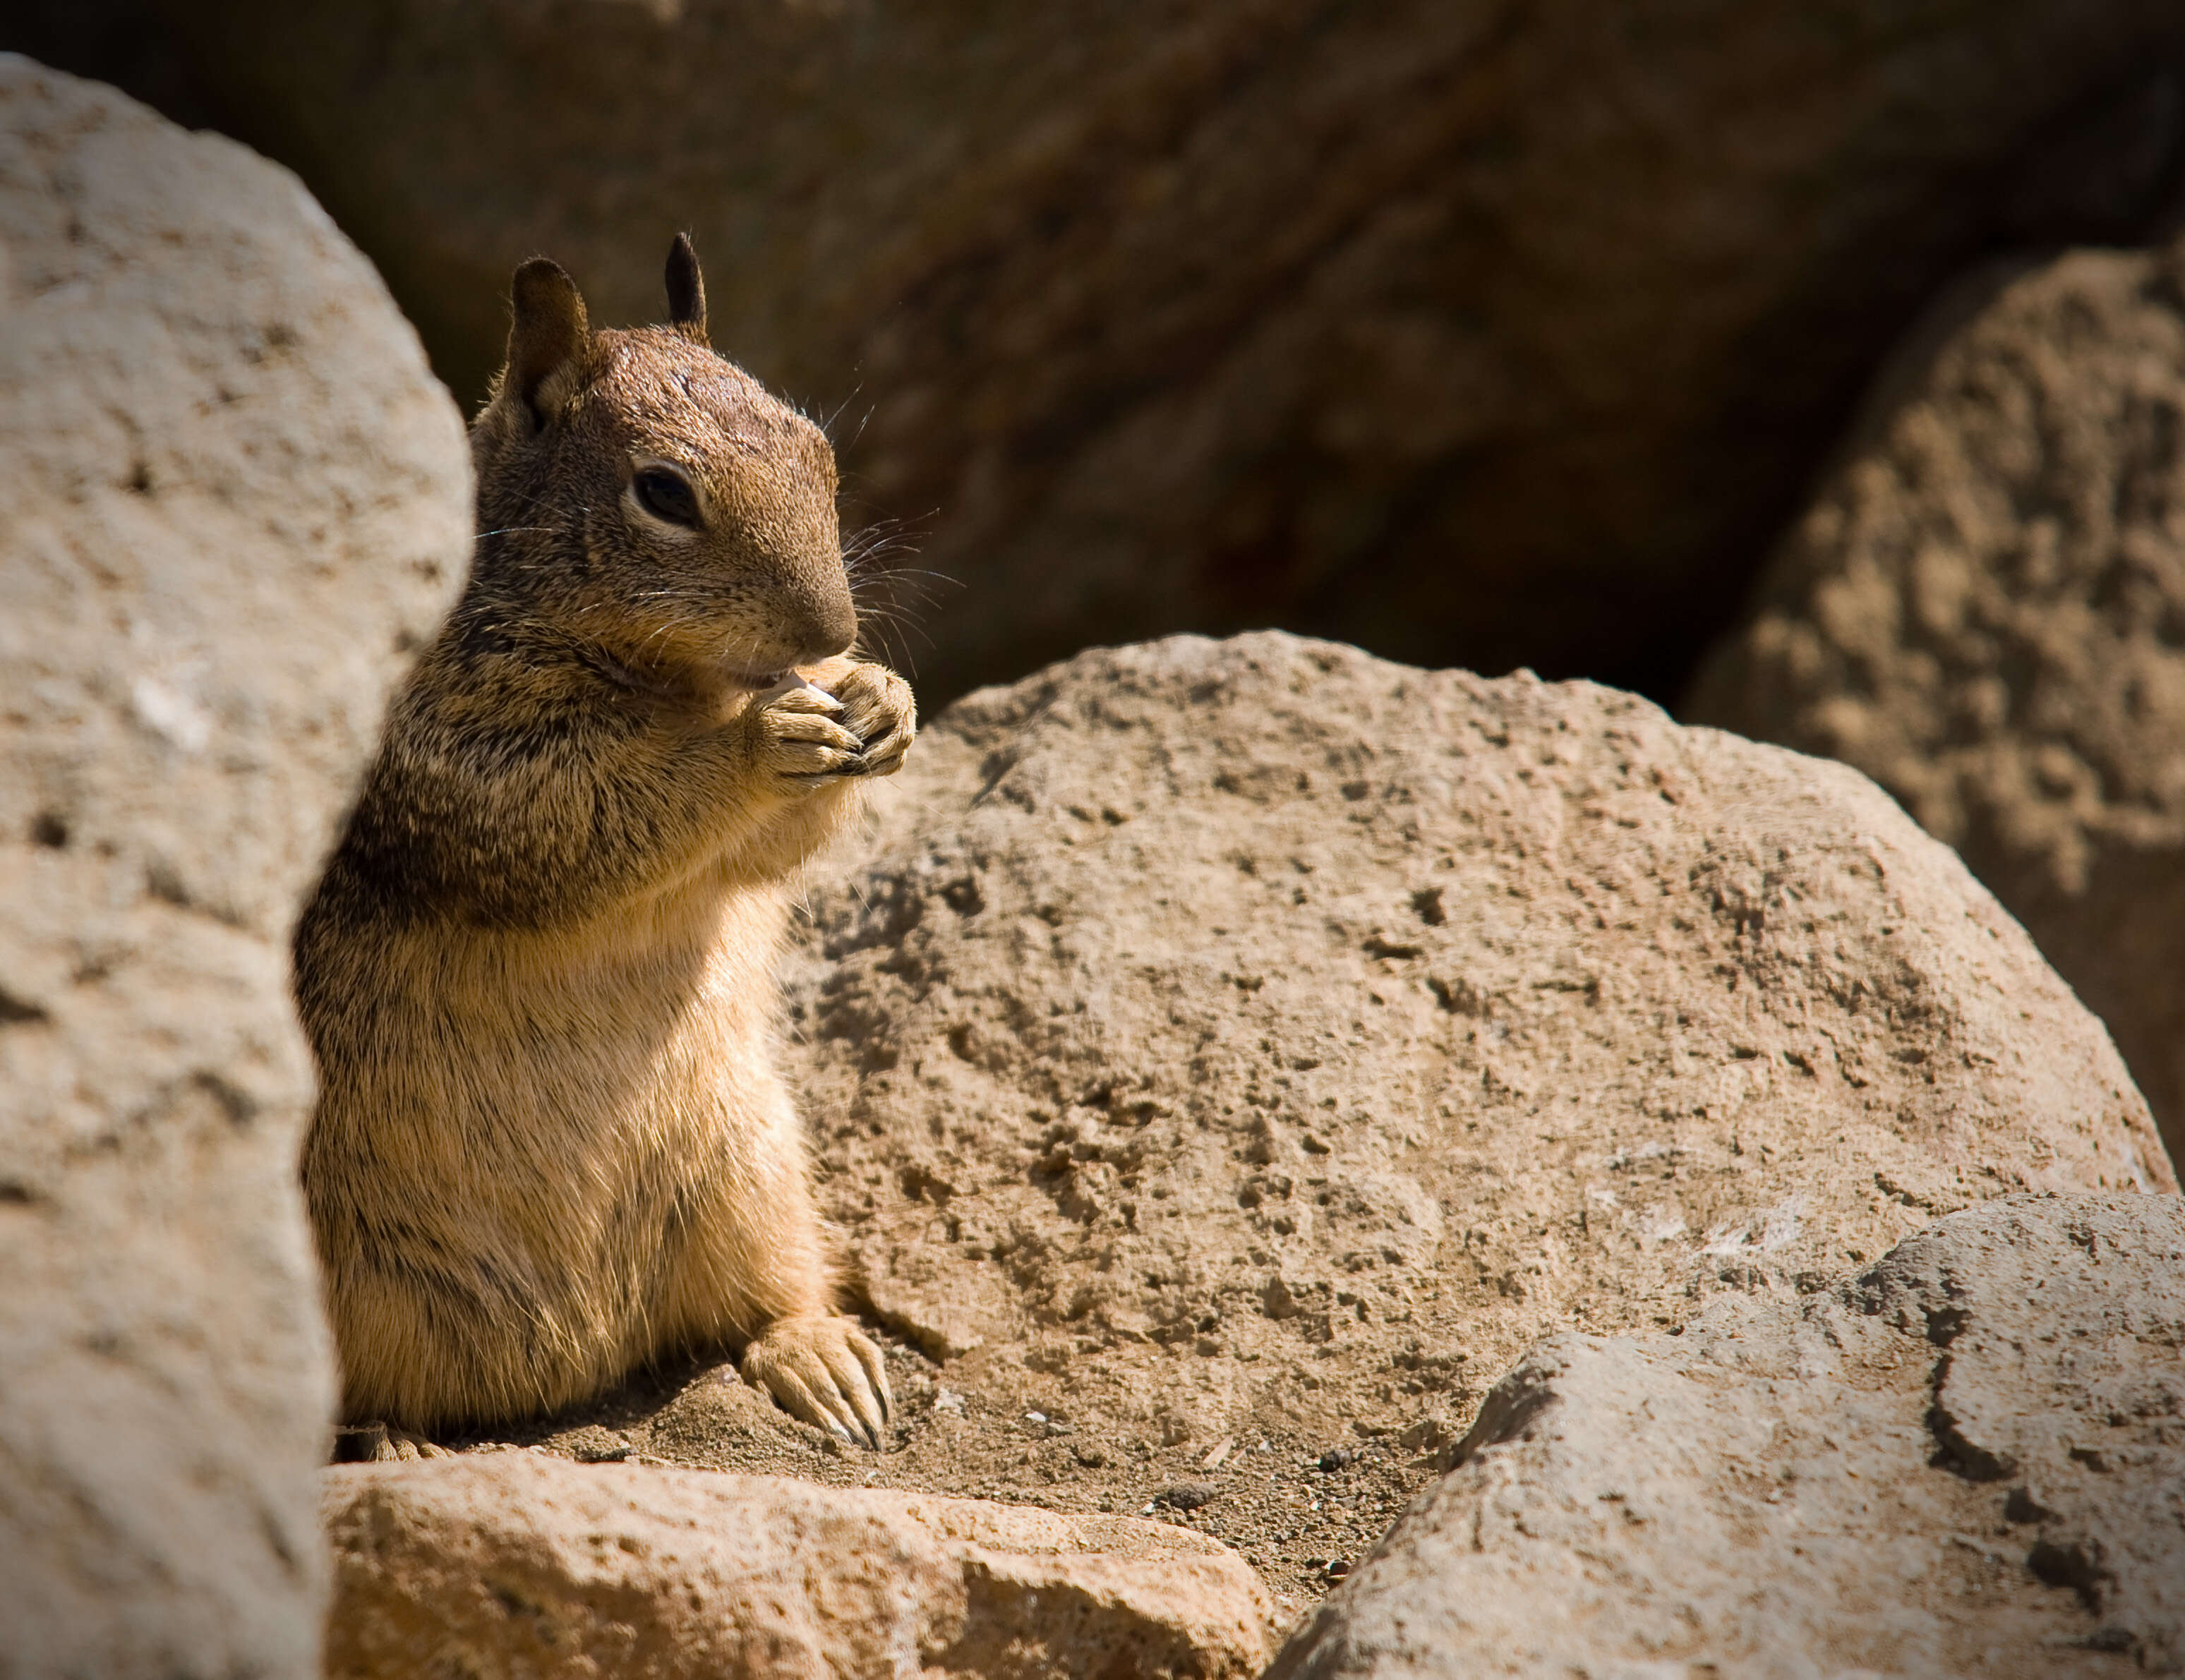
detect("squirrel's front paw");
top-left (749, 680), bottom-right (867, 787)
top-left (830, 661), bottom-right (917, 778)
top-left (740, 1314), bottom-right (893, 1447)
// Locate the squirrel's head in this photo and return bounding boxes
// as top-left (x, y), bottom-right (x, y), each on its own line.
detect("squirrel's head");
top-left (469, 234), bottom-right (856, 690)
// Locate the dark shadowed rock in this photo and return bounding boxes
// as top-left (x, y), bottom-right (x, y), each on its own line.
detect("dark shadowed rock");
top-left (1687, 238), bottom-right (2185, 1171)
top-left (47, 1), bottom-right (2185, 704)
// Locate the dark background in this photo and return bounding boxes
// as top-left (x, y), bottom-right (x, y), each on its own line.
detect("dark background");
top-left (12, 1), bottom-right (2184, 712)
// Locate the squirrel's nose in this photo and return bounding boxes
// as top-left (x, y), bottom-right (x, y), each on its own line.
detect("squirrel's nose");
top-left (795, 579), bottom-right (857, 661)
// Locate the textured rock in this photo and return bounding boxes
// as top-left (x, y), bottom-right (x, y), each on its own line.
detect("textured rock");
top-left (732, 634), bottom-right (2172, 1566)
top-left (322, 1454), bottom-right (1273, 1679)
top-left (0, 59), bottom-right (469, 1676)
top-left (1686, 239), bottom-right (2185, 1171)
top-left (1265, 1193), bottom-right (2185, 1679)
top-left (44, 1), bottom-right (2185, 704)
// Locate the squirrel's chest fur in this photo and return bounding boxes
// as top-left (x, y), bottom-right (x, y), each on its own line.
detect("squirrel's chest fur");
top-left (303, 860), bottom-right (804, 1281)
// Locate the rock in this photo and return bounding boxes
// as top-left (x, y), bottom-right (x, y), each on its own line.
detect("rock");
top-left (1264, 1192), bottom-right (2185, 1679)
top-left (1685, 238), bottom-right (2185, 1171)
top-left (321, 1454), bottom-right (1274, 1679)
top-left (47, 3), bottom-right (2185, 704)
top-left (0, 59), bottom-right (469, 1676)
top-left (720, 633), bottom-right (2170, 1573)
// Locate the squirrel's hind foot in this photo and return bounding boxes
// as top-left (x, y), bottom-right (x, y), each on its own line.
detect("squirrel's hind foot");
top-left (740, 1313), bottom-right (894, 1448)
top-left (332, 1420), bottom-right (455, 1463)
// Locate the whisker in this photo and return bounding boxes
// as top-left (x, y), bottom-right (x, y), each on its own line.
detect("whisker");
top-left (819, 384), bottom-right (864, 441)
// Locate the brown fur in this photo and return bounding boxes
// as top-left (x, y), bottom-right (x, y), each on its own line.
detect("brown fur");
top-left (294, 236), bottom-right (912, 1441)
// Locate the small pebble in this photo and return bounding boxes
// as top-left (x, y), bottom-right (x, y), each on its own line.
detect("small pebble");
top-left (565, 1427), bottom-right (632, 1464)
top-left (1156, 1482), bottom-right (1220, 1511)
top-left (1318, 1447), bottom-right (1359, 1472)
top-left (1326, 1558), bottom-right (1354, 1579)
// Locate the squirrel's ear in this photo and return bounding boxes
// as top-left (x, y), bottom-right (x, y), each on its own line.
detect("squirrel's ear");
top-left (505, 258), bottom-right (591, 425)
top-left (665, 232), bottom-right (708, 346)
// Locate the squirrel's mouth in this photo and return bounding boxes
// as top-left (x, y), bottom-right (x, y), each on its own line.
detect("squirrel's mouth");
top-left (718, 665), bottom-right (791, 690)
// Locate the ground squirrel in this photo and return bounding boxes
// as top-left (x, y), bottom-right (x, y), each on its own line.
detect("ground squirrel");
top-left (294, 236), bottom-right (911, 1446)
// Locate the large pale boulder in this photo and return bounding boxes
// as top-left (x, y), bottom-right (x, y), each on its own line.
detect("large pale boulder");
top-left (0, 59), bottom-right (469, 1676)
top-left (323, 1454), bottom-right (1274, 1679)
top-left (43, 1), bottom-right (2185, 703)
top-left (538, 631), bottom-right (2172, 1592)
top-left (1265, 1193), bottom-right (2185, 1679)
top-left (1687, 238), bottom-right (2185, 1172)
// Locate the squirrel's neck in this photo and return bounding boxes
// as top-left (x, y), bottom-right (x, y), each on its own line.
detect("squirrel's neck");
top-left (436, 586), bottom-right (731, 716)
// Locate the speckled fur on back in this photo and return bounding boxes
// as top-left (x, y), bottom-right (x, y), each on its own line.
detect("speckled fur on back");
top-left (294, 238), bottom-right (911, 1439)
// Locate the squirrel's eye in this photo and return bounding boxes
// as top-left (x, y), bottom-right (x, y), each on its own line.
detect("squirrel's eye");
top-left (632, 466), bottom-right (701, 528)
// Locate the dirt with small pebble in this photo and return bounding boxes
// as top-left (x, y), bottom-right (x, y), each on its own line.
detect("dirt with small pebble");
top-left (455, 1338), bottom-right (1419, 1634)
